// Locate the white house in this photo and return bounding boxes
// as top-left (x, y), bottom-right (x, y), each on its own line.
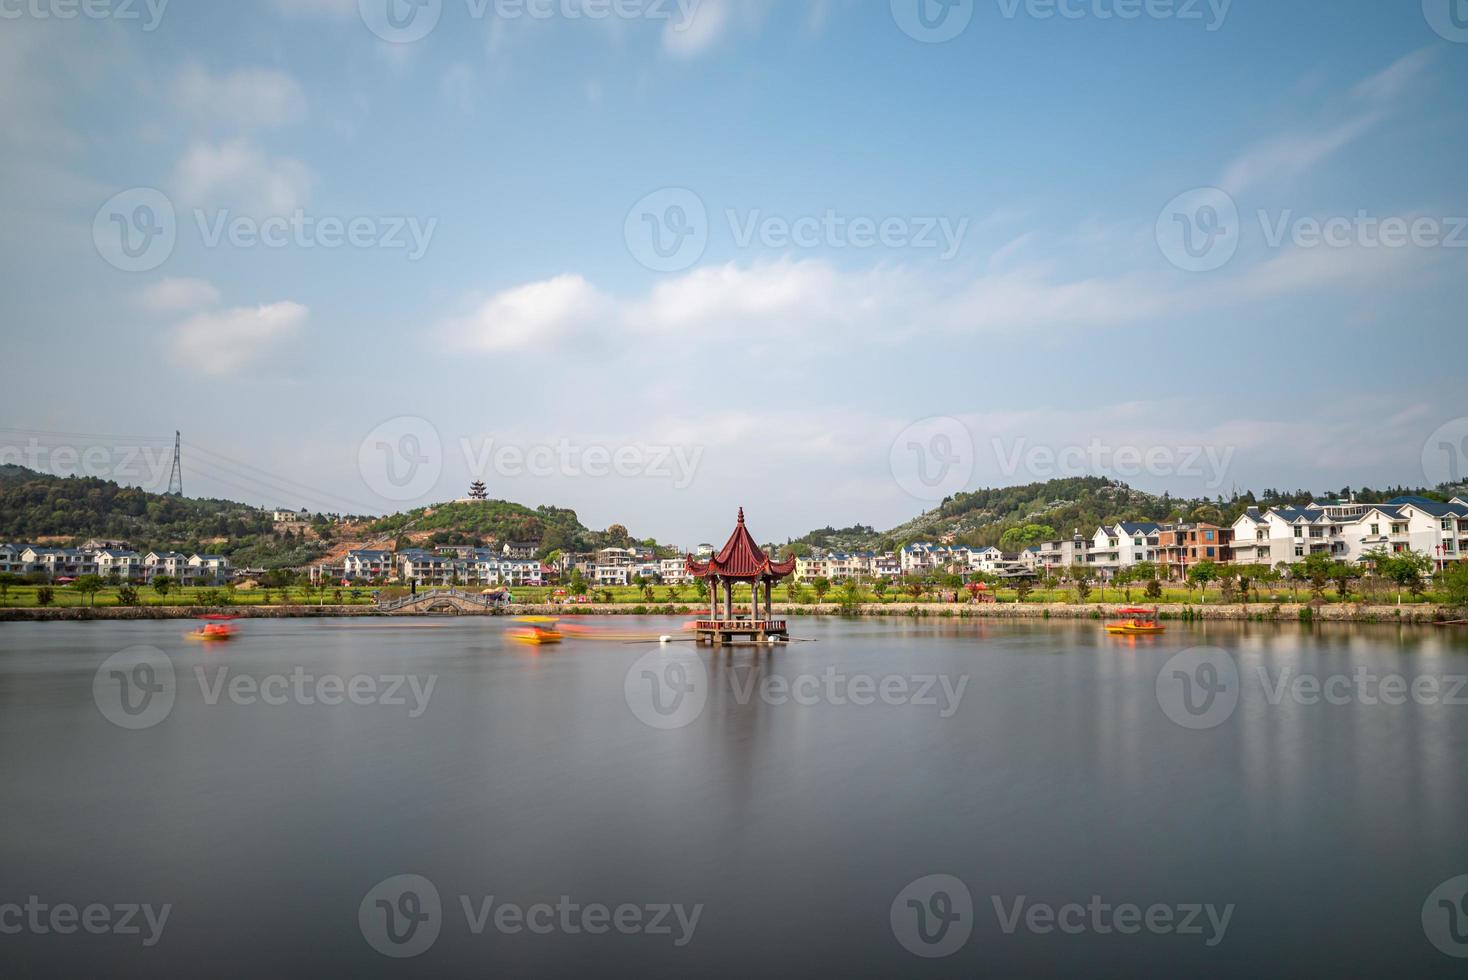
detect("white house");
top-left (144, 551), bottom-right (189, 582)
top-left (1088, 522), bottom-right (1162, 578)
top-left (188, 554), bottom-right (231, 584)
top-left (95, 550), bottom-right (143, 581)
top-left (344, 550), bottom-right (395, 581)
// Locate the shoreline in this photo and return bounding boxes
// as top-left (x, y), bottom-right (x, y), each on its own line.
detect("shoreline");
top-left (0, 602), bottom-right (1461, 625)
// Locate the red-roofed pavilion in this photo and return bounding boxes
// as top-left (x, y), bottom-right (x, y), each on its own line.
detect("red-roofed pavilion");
top-left (686, 508), bottom-right (795, 643)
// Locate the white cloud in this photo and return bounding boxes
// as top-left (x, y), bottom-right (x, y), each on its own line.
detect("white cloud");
top-left (172, 302), bottom-right (309, 375)
top-left (174, 63), bottom-right (308, 130)
top-left (137, 278), bottom-right (221, 314)
top-left (173, 139), bottom-right (315, 215)
top-left (1218, 49), bottom-right (1432, 195)
top-left (441, 274), bottom-right (610, 353)
top-left (662, 0), bottom-right (733, 57)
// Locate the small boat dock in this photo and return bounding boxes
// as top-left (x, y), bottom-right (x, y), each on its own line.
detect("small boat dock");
top-left (694, 619), bottom-right (789, 645)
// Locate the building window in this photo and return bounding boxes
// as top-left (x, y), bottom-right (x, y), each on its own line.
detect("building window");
top-left (1370, 524), bottom-right (1379, 535)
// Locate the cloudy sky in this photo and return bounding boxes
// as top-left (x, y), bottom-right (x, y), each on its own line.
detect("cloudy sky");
top-left (3, 0), bottom-right (1466, 546)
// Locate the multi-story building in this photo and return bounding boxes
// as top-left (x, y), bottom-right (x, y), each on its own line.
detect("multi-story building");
top-left (144, 551), bottom-right (189, 582)
top-left (399, 550), bottom-right (456, 586)
top-left (188, 555), bottom-right (231, 584)
top-left (1156, 523), bottom-right (1232, 579)
top-left (1032, 531), bottom-right (1093, 577)
top-left (1087, 522), bottom-right (1162, 578)
top-left (344, 550), bottom-right (395, 581)
top-left (0, 543), bottom-right (24, 575)
top-left (95, 550), bottom-right (144, 581)
top-left (660, 558), bottom-right (692, 585)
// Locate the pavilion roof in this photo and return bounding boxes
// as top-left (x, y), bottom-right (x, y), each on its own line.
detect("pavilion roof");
top-left (686, 509), bottom-right (796, 582)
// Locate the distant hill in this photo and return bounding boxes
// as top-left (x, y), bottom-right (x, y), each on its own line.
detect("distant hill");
top-left (0, 466), bottom-right (667, 568)
top-left (366, 500), bottom-right (671, 557)
top-left (784, 476), bottom-right (1463, 555)
top-left (0, 464), bottom-right (326, 567)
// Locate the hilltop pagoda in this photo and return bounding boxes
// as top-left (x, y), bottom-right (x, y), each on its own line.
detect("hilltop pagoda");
top-left (686, 508), bottom-right (795, 644)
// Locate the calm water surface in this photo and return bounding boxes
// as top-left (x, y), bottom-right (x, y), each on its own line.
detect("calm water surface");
top-left (2, 617), bottom-right (1467, 978)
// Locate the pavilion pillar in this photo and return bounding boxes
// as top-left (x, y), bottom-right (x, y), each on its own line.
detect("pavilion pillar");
top-left (709, 576), bottom-right (719, 620)
top-left (765, 580), bottom-right (773, 620)
top-left (724, 580), bottom-right (734, 620)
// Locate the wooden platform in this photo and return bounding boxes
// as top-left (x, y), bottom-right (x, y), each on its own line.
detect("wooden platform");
top-left (694, 619), bottom-right (789, 644)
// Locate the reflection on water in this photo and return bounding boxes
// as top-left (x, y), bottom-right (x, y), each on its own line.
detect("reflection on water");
top-left (1, 618), bottom-right (1466, 978)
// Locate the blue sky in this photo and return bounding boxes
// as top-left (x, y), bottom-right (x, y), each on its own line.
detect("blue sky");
top-left (3, 0), bottom-right (1466, 546)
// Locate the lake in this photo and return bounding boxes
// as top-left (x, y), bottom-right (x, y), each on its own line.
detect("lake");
top-left (2, 617), bottom-right (1467, 977)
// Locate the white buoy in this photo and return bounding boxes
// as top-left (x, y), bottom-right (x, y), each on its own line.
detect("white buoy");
top-left (660, 636), bottom-right (672, 644)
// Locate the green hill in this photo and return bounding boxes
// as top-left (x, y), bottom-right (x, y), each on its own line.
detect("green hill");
top-left (786, 477), bottom-right (1462, 555)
